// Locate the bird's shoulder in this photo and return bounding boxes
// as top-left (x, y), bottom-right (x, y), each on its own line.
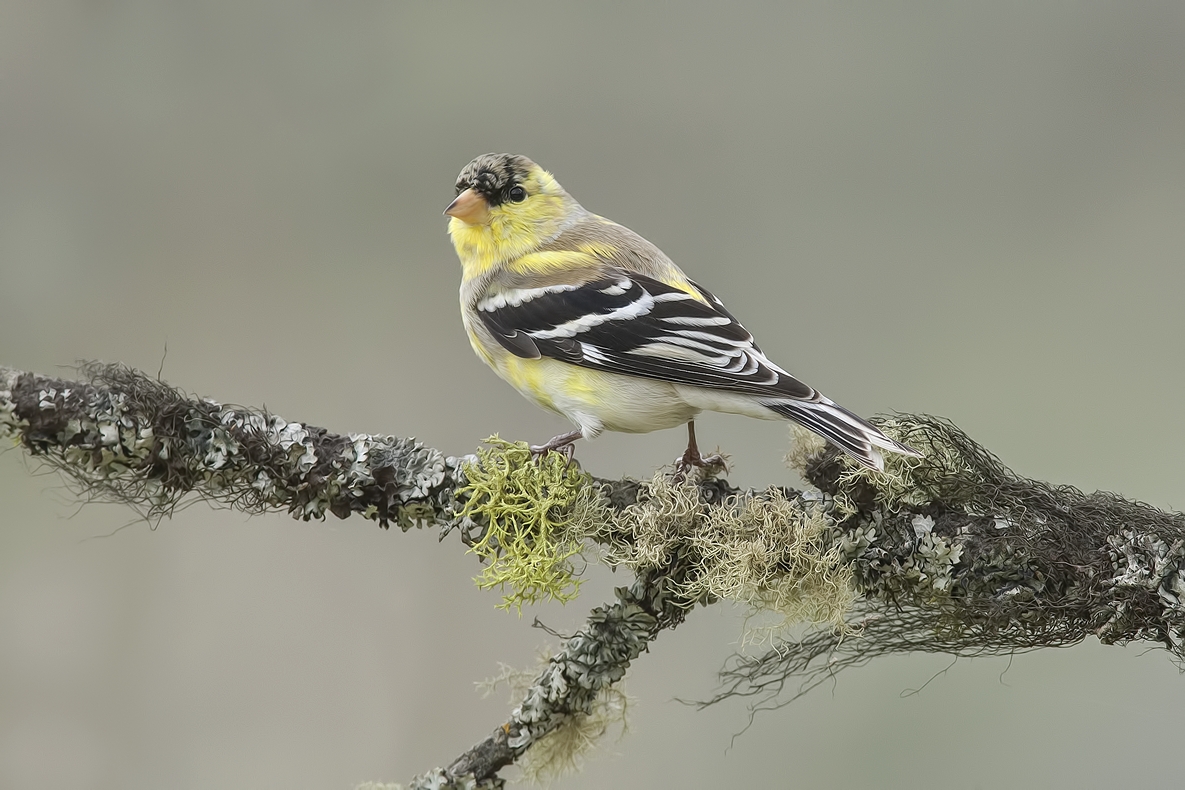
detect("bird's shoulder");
top-left (487, 213), bottom-right (706, 300)
top-left (543, 214), bottom-right (685, 281)
top-left (466, 217), bottom-right (821, 401)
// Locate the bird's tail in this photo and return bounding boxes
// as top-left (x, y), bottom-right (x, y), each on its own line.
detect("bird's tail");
top-left (762, 397), bottom-right (920, 471)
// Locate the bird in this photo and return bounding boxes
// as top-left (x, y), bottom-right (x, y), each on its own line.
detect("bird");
top-left (445, 153), bottom-right (919, 472)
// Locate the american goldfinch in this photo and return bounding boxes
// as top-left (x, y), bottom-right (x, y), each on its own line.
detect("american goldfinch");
top-left (445, 153), bottom-right (919, 471)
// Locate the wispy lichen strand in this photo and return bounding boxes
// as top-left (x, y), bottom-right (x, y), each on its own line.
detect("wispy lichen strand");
top-left (597, 473), bottom-right (856, 638)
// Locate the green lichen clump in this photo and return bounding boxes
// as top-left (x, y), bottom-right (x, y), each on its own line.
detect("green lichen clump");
top-left (459, 435), bottom-right (858, 633)
top-left (459, 438), bottom-right (606, 613)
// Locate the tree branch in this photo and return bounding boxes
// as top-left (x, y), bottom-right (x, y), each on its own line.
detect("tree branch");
top-left (3, 363), bottom-right (1183, 787)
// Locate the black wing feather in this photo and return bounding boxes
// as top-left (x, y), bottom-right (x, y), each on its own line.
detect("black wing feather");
top-left (487, 329), bottom-right (541, 359)
top-left (476, 272), bottom-right (815, 400)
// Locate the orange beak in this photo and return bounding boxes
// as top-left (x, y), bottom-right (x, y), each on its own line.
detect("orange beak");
top-left (444, 188), bottom-right (490, 225)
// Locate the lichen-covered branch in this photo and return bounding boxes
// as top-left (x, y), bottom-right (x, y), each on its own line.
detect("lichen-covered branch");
top-left (4, 363), bottom-right (1184, 788)
top-left (412, 558), bottom-right (698, 790)
top-left (0, 363), bottom-right (463, 531)
top-left (704, 424), bottom-right (1185, 713)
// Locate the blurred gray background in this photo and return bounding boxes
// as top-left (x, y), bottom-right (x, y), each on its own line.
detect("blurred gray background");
top-left (2, 2), bottom-right (1184, 788)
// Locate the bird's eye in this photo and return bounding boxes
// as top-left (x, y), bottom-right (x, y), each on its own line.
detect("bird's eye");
top-left (508, 185), bottom-right (527, 203)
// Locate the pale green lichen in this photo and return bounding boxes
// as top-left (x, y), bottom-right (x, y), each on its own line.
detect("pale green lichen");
top-left (599, 473), bottom-right (856, 639)
top-left (786, 420), bottom-right (969, 601)
top-left (695, 488), bottom-right (855, 640)
top-left (599, 472), bottom-right (704, 570)
top-left (784, 424), bottom-right (827, 475)
top-left (451, 430), bottom-right (859, 629)
top-left (479, 654), bottom-right (630, 785)
top-left (459, 438), bottom-right (608, 613)
top-left (786, 421), bottom-right (929, 517)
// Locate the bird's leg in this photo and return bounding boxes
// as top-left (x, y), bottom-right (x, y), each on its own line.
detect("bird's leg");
top-left (675, 420), bottom-right (725, 479)
top-left (529, 429), bottom-right (583, 463)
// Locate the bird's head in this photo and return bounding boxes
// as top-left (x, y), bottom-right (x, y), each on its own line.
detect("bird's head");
top-left (445, 153), bottom-right (579, 275)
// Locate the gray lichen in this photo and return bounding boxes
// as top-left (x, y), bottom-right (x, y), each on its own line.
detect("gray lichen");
top-left (1, 364), bottom-right (463, 531)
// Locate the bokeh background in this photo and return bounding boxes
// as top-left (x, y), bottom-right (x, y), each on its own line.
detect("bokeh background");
top-left (2, 3), bottom-right (1184, 788)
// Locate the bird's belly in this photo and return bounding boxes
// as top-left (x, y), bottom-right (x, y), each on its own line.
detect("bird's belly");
top-left (495, 356), bottom-right (698, 437)
top-left (674, 385), bottom-right (783, 421)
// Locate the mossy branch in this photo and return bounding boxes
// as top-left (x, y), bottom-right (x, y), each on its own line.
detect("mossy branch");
top-left (3, 364), bottom-right (1184, 789)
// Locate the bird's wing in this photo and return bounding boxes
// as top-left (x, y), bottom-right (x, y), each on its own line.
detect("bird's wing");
top-left (475, 271), bottom-right (818, 400)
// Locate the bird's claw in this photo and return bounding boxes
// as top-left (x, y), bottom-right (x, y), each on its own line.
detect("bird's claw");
top-left (672, 447), bottom-right (728, 483)
top-left (530, 441), bottom-right (577, 466)
top-left (529, 429), bottom-right (583, 467)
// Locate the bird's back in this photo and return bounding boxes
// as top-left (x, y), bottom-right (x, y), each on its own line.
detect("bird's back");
top-left (533, 214), bottom-right (703, 297)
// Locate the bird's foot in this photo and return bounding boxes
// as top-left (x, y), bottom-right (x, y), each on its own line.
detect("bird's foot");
top-left (672, 420), bottom-right (728, 482)
top-left (529, 429), bottom-right (583, 466)
top-left (680, 445), bottom-right (726, 469)
top-left (673, 446), bottom-right (728, 482)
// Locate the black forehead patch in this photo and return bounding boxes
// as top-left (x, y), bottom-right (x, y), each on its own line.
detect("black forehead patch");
top-left (454, 153), bottom-right (536, 206)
